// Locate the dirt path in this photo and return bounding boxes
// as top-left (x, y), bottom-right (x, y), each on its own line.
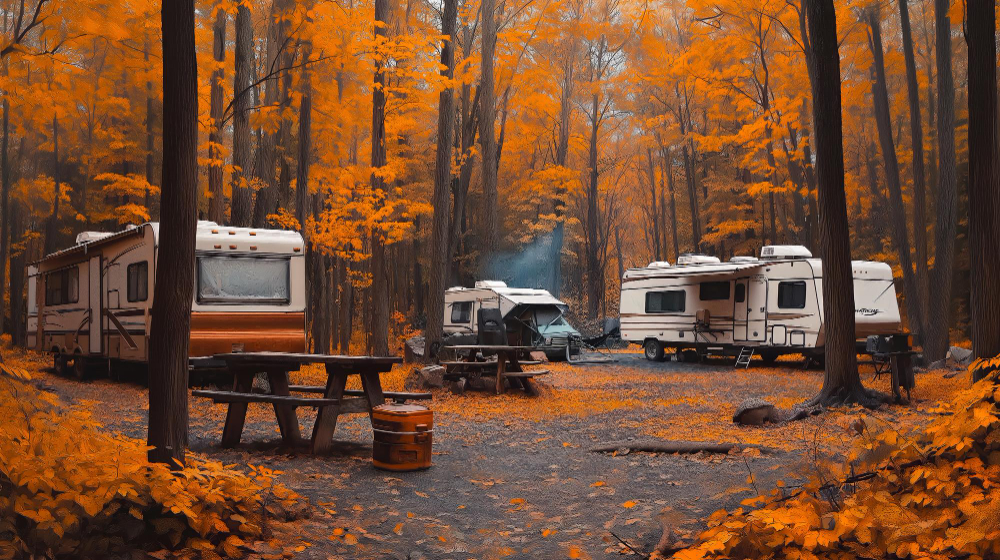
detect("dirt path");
top-left (33, 352), bottom-right (960, 559)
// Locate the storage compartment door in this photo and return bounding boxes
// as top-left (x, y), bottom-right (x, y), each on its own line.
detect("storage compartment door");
top-left (89, 255), bottom-right (102, 354)
top-left (746, 275), bottom-right (768, 342)
top-left (733, 278), bottom-right (749, 340)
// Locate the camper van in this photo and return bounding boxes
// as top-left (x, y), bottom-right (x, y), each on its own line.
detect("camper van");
top-left (28, 221), bottom-right (307, 377)
top-left (443, 281), bottom-right (583, 359)
top-left (619, 245), bottom-right (904, 362)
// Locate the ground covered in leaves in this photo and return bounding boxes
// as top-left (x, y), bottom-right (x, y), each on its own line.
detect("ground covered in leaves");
top-left (14, 347), bottom-right (967, 559)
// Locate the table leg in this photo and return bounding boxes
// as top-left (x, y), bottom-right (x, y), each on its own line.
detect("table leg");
top-left (495, 352), bottom-right (507, 394)
top-left (507, 354), bottom-right (525, 390)
top-left (267, 369), bottom-right (302, 446)
top-left (311, 366), bottom-right (348, 454)
top-left (360, 368), bottom-right (387, 419)
top-left (222, 369), bottom-right (254, 447)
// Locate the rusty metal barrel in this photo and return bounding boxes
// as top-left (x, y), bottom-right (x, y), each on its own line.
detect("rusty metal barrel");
top-left (371, 402), bottom-right (433, 471)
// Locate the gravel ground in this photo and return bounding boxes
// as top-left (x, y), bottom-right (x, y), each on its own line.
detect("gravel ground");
top-left (35, 351), bottom-right (953, 559)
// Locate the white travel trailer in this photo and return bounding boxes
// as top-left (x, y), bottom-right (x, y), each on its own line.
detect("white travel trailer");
top-left (28, 221), bottom-right (307, 377)
top-left (443, 281), bottom-right (583, 359)
top-left (619, 245), bottom-right (904, 362)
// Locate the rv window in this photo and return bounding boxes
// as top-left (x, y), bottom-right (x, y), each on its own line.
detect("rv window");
top-left (451, 301), bottom-right (473, 323)
top-left (45, 267), bottom-right (79, 306)
top-left (778, 281), bottom-right (807, 309)
top-left (645, 290), bottom-right (685, 313)
top-left (127, 261), bottom-right (149, 302)
top-left (699, 281), bottom-right (730, 301)
top-left (734, 283), bottom-right (746, 303)
top-left (197, 256), bottom-right (290, 304)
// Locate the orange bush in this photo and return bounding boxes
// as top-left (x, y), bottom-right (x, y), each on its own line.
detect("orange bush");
top-left (0, 356), bottom-right (305, 559)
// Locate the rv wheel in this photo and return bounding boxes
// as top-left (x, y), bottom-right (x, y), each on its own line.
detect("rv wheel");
top-left (643, 340), bottom-right (665, 362)
top-left (759, 350), bottom-right (779, 365)
top-left (53, 354), bottom-right (69, 376)
top-left (72, 356), bottom-right (88, 381)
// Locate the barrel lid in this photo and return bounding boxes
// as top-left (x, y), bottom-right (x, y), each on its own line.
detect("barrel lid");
top-left (374, 402), bottom-right (430, 415)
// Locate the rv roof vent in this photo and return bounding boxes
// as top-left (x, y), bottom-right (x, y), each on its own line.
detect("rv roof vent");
top-left (760, 245), bottom-right (813, 260)
top-left (647, 261), bottom-right (672, 268)
top-left (730, 256), bottom-right (759, 264)
top-left (676, 254), bottom-right (722, 266)
top-left (474, 280), bottom-right (508, 289)
top-left (75, 231), bottom-right (114, 244)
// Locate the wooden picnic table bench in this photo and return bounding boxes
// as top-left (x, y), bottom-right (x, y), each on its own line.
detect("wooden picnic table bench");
top-left (441, 345), bottom-right (548, 396)
top-left (194, 352), bottom-right (407, 454)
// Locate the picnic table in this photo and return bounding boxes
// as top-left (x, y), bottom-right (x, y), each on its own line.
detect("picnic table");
top-left (192, 352), bottom-right (428, 454)
top-left (440, 345), bottom-right (549, 395)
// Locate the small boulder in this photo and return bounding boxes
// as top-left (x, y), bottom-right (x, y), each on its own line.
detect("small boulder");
top-left (733, 397), bottom-right (779, 426)
top-left (529, 351), bottom-right (549, 363)
top-left (948, 346), bottom-right (973, 366)
top-left (404, 335), bottom-right (425, 364)
top-left (403, 365), bottom-right (445, 390)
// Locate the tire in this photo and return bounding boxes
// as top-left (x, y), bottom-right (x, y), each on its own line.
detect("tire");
top-left (643, 339), bottom-right (665, 362)
top-left (759, 350), bottom-right (780, 365)
top-left (72, 356), bottom-right (88, 381)
top-left (53, 354), bottom-right (68, 376)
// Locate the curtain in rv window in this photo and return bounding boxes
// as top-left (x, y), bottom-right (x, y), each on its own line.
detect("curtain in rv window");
top-left (645, 290), bottom-right (685, 313)
top-left (699, 281), bottom-right (730, 301)
top-left (451, 301), bottom-right (473, 323)
top-left (197, 256), bottom-right (290, 304)
top-left (45, 267), bottom-right (79, 306)
top-left (777, 281), bottom-right (807, 309)
top-left (127, 261), bottom-right (149, 302)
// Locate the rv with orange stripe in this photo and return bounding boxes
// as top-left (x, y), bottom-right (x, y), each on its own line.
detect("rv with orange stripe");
top-left (27, 221), bottom-right (306, 378)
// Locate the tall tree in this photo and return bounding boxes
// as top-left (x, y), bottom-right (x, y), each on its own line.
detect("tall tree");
top-left (230, 3), bottom-right (253, 227)
top-left (924, 0), bottom-right (957, 362)
top-left (207, 4), bottom-right (226, 224)
top-left (148, 0), bottom-right (198, 466)
top-left (369, 0), bottom-right (391, 356)
top-left (0, 88), bottom-right (10, 336)
top-left (897, 0), bottom-right (929, 329)
top-left (805, 0), bottom-right (865, 405)
top-left (965, 0), bottom-right (1000, 362)
top-left (479, 0), bottom-right (499, 272)
top-left (425, 0), bottom-right (458, 361)
top-left (865, 7), bottom-right (924, 343)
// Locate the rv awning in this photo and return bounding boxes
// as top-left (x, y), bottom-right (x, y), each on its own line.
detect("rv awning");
top-left (498, 291), bottom-right (567, 308)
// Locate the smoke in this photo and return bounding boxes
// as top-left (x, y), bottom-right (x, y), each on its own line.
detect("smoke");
top-left (484, 226), bottom-right (563, 293)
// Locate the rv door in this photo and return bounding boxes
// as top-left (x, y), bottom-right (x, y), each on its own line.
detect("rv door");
top-left (734, 275), bottom-right (767, 342)
top-left (89, 255), bottom-right (103, 354)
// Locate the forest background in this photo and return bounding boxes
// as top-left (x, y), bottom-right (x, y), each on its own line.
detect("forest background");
top-left (0, 0), bottom-right (976, 362)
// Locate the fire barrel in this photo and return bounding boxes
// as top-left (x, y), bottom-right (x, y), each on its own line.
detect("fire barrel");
top-left (372, 402), bottom-right (433, 471)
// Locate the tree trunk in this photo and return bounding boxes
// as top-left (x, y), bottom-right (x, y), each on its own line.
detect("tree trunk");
top-left (425, 0), bottom-right (457, 361)
top-left (230, 4), bottom-right (253, 227)
top-left (9, 207), bottom-right (25, 346)
top-left (145, 37), bottom-right (157, 219)
top-left (479, 0), bottom-right (499, 272)
top-left (148, 0), bottom-right (198, 467)
top-left (369, 0), bottom-right (391, 356)
top-left (924, 0), bottom-right (958, 362)
top-left (645, 148), bottom-right (661, 261)
top-left (207, 5), bottom-right (226, 225)
top-left (966, 0), bottom-right (1000, 361)
top-left (898, 0), bottom-right (930, 339)
top-left (339, 263), bottom-right (353, 352)
top-left (805, 0), bottom-right (869, 406)
top-left (661, 146), bottom-right (680, 260)
top-left (251, 0), bottom-right (291, 228)
top-left (586, 92), bottom-right (601, 317)
top-left (0, 96), bottom-right (9, 335)
top-left (866, 9), bottom-right (924, 342)
top-left (44, 115), bottom-right (60, 255)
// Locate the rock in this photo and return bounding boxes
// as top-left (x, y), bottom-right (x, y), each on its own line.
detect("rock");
top-left (404, 365), bottom-right (445, 390)
top-left (449, 378), bottom-right (466, 395)
top-left (949, 346), bottom-right (973, 366)
top-left (927, 359), bottom-right (947, 370)
top-left (529, 351), bottom-right (548, 363)
top-left (733, 397), bottom-right (779, 426)
top-left (404, 336), bottom-right (425, 363)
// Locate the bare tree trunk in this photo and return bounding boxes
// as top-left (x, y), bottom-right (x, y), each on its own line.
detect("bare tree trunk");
top-left (145, 37), bottom-right (157, 219)
top-left (479, 0), bottom-right (499, 272)
top-left (44, 115), bottom-right (60, 255)
top-left (925, 0), bottom-right (957, 362)
top-left (339, 264), bottom-right (353, 352)
top-left (586, 92), bottom-right (601, 317)
top-left (866, 8), bottom-right (925, 342)
top-left (645, 148), bottom-right (661, 261)
top-left (148, 0), bottom-right (198, 467)
top-left (898, 0), bottom-right (930, 338)
top-left (9, 207), bottom-right (24, 346)
top-left (207, 6), bottom-right (226, 224)
top-left (661, 146), bottom-right (680, 260)
top-left (805, 0), bottom-right (868, 406)
top-left (369, 0), bottom-right (391, 356)
top-left (966, 0), bottom-right (1000, 362)
top-left (251, 0), bottom-right (291, 228)
top-left (230, 4), bottom-right (253, 226)
top-left (0, 95), bottom-right (9, 335)
top-left (425, 0), bottom-right (457, 361)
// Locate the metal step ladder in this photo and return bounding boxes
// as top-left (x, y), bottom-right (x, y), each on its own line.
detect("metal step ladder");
top-left (735, 347), bottom-right (754, 369)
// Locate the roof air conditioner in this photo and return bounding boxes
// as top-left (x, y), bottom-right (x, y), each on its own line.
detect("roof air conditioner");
top-left (760, 245), bottom-right (813, 260)
top-left (676, 254), bottom-right (722, 265)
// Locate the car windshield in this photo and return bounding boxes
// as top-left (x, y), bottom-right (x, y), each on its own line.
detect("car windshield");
top-left (534, 307), bottom-right (566, 326)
